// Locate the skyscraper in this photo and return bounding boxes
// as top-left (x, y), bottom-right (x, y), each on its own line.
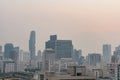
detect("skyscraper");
top-left (37, 50), bottom-right (42, 61)
top-left (0, 46), bottom-right (3, 60)
top-left (55, 40), bottom-right (73, 60)
top-left (102, 44), bottom-right (111, 63)
top-left (0, 46), bottom-right (2, 53)
top-left (43, 49), bottom-right (55, 72)
top-left (45, 35), bottom-right (57, 50)
top-left (88, 53), bottom-right (101, 66)
top-left (73, 49), bottom-right (82, 62)
top-left (112, 45), bottom-right (120, 63)
top-left (29, 31), bottom-right (36, 60)
top-left (9, 47), bottom-right (19, 61)
top-left (4, 43), bottom-right (14, 59)
top-left (46, 35), bottom-right (73, 60)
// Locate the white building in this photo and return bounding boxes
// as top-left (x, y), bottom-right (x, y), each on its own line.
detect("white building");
top-left (17, 50), bottom-right (30, 71)
top-left (19, 50), bottom-right (30, 64)
top-left (5, 62), bottom-right (15, 72)
top-left (0, 59), bottom-right (15, 73)
top-left (57, 58), bottom-right (78, 73)
top-left (43, 49), bottom-right (55, 72)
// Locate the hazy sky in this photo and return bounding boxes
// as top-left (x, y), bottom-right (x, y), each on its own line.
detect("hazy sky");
top-left (1, 0), bottom-right (120, 56)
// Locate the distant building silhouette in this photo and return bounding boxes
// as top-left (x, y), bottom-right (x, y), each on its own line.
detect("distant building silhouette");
top-left (43, 49), bottom-right (55, 72)
top-left (0, 46), bottom-right (3, 60)
top-left (73, 49), bottom-right (82, 62)
top-left (9, 47), bottom-right (19, 61)
top-left (29, 31), bottom-right (36, 60)
top-left (116, 64), bottom-right (120, 80)
top-left (37, 50), bottom-right (42, 61)
top-left (88, 53), bottom-right (101, 66)
top-left (45, 35), bottom-right (57, 50)
top-left (4, 43), bottom-right (14, 59)
top-left (55, 40), bottom-right (73, 60)
top-left (45, 35), bottom-right (73, 60)
top-left (102, 44), bottom-right (111, 63)
top-left (112, 45), bottom-right (120, 63)
top-left (0, 46), bottom-right (2, 52)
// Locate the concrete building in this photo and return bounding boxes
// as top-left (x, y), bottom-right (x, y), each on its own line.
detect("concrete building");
top-left (43, 49), bottom-right (55, 72)
top-left (115, 64), bottom-right (120, 80)
top-left (67, 66), bottom-right (87, 76)
top-left (59, 58), bottom-right (78, 72)
top-left (0, 59), bottom-right (15, 73)
top-left (5, 62), bottom-right (15, 73)
top-left (17, 50), bottom-right (30, 72)
top-left (45, 72), bottom-right (96, 80)
top-left (19, 50), bottom-right (30, 64)
top-left (37, 50), bottom-right (42, 62)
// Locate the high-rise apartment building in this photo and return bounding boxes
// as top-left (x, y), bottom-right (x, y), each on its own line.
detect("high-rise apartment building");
top-left (103, 44), bottom-right (111, 63)
top-left (43, 49), bottom-right (55, 72)
top-left (73, 49), bottom-right (82, 62)
top-left (29, 31), bottom-right (36, 60)
top-left (88, 53), bottom-right (101, 66)
top-left (37, 50), bottom-right (42, 61)
top-left (115, 64), bottom-right (120, 80)
top-left (112, 45), bottom-right (120, 63)
top-left (4, 43), bottom-right (14, 59)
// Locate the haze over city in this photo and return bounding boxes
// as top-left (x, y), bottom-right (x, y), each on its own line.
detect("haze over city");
top-left (1, 0), bottom-right (120, 56)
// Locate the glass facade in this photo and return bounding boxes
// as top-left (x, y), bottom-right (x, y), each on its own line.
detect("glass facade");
top-left (4, 43), bottom-right (14, 59)
top-left (55, 40), bottom-right (73, 60)
top-left (29, 31), bottom-right (36, 60)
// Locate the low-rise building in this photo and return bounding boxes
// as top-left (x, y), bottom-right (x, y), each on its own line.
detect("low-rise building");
top-left (45, 72), bottom-right (96, 80)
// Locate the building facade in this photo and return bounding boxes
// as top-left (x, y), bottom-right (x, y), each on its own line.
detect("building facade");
top-left (4, 43), bottom-right (14, 59)
top-left (43, 49), bottom-right (55, 72)
top-left (45, 35), bottom-right (57, 50)
top-left (55, 40), bottom-right (73, 60)
top-left (88, 53), bottom-right (101, 66)
top-left (29, 31), bottom-right (36, 60)
top-left (45, 35), bottom-right (73, 60)
top-left (103, 44), bottom-right (111, 63)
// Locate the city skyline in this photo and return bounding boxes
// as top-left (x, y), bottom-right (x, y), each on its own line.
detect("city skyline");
top-left (1, 0), bottom-right (120, 56)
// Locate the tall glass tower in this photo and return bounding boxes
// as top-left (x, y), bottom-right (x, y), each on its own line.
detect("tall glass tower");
top-left (103, 44), bottom-right (111, 63)
top-left (29, 31), bottom-right (36, 60)
top-left (4, 43), bottom-right (14, 59)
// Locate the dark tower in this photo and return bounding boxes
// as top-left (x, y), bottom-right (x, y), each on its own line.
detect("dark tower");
top-left (29, 31), bottom-right (36, 60)
top-left (4, 43), bottom-right (14, 59)
top-left (45, 35), bottom-right (57, 50)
